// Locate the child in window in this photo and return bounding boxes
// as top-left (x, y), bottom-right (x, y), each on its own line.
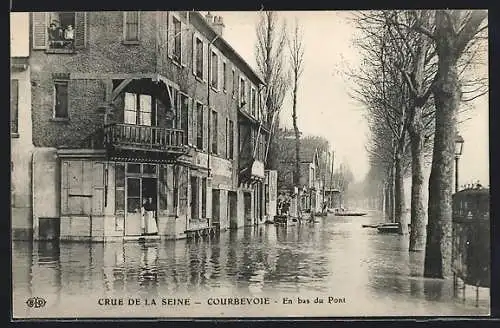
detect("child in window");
top-left (64, 24), bottom-right (74, 40)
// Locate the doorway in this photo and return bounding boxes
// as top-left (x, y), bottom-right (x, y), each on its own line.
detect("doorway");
top-left (125, 176), bottom-right (158, 236)
top-left (212, 189), bottom-right (220, 227)
top-left (190, 176), bottom-right (199, 221)
top-left (228, 191), bottom-right (237, 229)
top-left (244, 192), bottom-right (252, 226)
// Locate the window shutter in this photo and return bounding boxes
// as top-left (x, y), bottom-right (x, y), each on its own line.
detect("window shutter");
top-left (192, 34), bottom-right (197, 76)
top-left (32, 12), bottom-right (48, 50)
top-left (192, 102), bottom-right (197, 146)
top-left (202, 41), bottom-right (208, 82)
top-left (180, 21), bottom-right (187, 66)
top-left (92, 162), bottom-right (105, 216)
top-left (203, 105), bottom-right (208, 151)
top-left (167, 12), bottom-right (174, 59)
top-left (74, 12), bottom-right (87, 49)
top-left (187, 98), bottom-right (193, 145)
top-left (218, 54), bottom-right (223, 91)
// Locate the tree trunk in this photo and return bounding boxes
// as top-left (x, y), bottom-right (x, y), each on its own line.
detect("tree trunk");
top-left (292, 78), bottom-right (300, 189)
top-left (394, 153), bottom-right (406, 233)
top-left (385, 172), bottom-right (395, 222)
top-left (424, 56), bottom-right (460, 278)
top-left (408, 106), bottom-right (427, 251)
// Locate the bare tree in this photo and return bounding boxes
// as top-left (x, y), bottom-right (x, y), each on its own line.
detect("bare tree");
top-left (255, 11), bottom-right (290, 169)
top-left (288, 20), bottom-right (305, 193)
top-left (423, 10), bottom-right (488, 278)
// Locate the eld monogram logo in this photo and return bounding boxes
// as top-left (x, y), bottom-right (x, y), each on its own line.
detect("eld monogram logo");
top-left (26, 297), bottom-right (47, 308)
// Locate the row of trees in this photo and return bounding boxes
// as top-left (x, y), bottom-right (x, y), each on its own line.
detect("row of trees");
top-left (255, 11), bottom-right (308, 208)
top-left (349, 10), bottom-right (487, 278)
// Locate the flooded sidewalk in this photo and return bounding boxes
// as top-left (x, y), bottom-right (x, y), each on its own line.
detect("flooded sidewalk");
top-left (12, 211), bottom-right (490, 318)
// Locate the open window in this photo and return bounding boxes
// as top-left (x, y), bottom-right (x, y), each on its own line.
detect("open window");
top-left (32, 12), bottom-right (87, 51)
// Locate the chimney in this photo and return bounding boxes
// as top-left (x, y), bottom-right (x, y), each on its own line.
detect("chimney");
top-left (205, 11), bottom-right (214, 24)
top-left (212, 15), bottom-right (225, 36)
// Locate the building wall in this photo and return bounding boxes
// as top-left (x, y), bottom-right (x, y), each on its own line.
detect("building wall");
top-left (27, 11), bottom-right (267, 239)
top-left (32, 148), bottom-right (60, 240)
top-left (11, 67), bottom-right (34, 240)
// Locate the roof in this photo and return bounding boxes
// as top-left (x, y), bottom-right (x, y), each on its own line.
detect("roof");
top-left (279, 138), bottom-right (319, 163)
top-left (190, 12), bottom-right (265, 86)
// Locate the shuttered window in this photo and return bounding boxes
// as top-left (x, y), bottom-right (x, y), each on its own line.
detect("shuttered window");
top-left (196, 102), bottom-right (203, 149)
top-left (33, 12), bottom-right (87, 50)
top-left (54, 81), bottom-right (69, 119)
top-left (211, 110), bottom-right (218, 154)
top-left (173, 16), bottom-right (181, 61)
top-left (124, 12), bottom-right (140, 42)
top-left (229, 120), bottom-right (234, 160)
top-left (10, 79), bottom-right (18, 135)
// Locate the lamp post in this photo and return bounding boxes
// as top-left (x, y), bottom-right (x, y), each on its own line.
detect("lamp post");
top-left (454, 134), bottom-right (464, 193)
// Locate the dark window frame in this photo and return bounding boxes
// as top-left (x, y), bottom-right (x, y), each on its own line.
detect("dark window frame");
top-left (123, 11), bottom-right (140, 43)
top-left (53, 80), bottom-right (69, 120)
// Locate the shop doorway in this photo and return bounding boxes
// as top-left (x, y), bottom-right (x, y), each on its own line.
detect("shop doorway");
top-left (212, 189), bottom-right (220, 227)
top-left (228, 191), bottom-right (237, 229)
top-left (125, 175), bottom-right (158, 236)
top-left (190, 176), bottom-right (199, 221)
top-left (244, 192), bottom-right (252, 226)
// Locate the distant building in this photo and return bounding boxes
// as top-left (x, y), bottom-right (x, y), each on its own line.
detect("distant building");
top-left (276, 136), bottom-right (326, 214)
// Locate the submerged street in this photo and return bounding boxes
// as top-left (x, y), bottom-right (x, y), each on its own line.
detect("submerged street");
top-left (12, 212), bottom-right (489, 318)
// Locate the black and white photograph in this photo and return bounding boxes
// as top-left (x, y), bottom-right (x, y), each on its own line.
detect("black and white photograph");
top-left (10, 9), bottom-right (490, 318)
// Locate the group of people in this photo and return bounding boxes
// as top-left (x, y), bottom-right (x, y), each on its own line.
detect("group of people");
top-left (48, 20), bottom-right (74, 48)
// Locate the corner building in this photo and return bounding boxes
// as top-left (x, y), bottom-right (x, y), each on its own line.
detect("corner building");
top-left (26, 11), bottom-right (272, 241)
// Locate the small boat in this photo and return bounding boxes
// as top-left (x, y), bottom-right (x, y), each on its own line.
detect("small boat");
top-left (376, 223), bottom-right (400, 233)
top-left (335, 212), bottom-right (367, 216)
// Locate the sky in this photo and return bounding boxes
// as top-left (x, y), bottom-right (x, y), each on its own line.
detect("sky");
top-left (10, 11), bottom-right (490, 187)
top-left (213, 11), bottom-right (490, 186)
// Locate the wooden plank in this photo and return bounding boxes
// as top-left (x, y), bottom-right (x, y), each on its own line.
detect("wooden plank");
top-left (111, 79), bottom-right (133, 101)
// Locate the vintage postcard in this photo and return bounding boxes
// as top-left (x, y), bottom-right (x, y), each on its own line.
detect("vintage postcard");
top-left (11, 10), bottom-right (490, 319)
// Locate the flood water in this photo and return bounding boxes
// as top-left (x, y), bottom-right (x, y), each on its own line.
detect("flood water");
top-left (12, 212), bottom-right (490, 318)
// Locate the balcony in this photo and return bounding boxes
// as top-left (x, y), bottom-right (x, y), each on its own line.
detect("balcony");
top-left (103, 123), bottom-right (187, 159)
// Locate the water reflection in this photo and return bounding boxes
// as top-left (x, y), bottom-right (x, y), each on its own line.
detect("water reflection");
top-left (12, 213), bottom-right (490, 315)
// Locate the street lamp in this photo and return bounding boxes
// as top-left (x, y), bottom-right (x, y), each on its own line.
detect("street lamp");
top-left (454, 134), bottom-right (464, 193)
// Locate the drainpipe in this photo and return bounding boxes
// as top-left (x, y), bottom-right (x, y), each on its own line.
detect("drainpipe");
top-left (207, 33), bottom-right (220, 177)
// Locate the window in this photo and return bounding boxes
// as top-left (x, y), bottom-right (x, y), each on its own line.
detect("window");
top-left (195, 37), bottom-right (203, 79)
top-left (201, 177), bottom-right (207, 218)
top-left (124, 12), bottom-right (140, 42)
top-left (124, 92), bottom-right (152, 126)
top-left (173, 16), bottom-right (181, 61)
top-left (180, 94), bottom-right (189, 144)
top-left (232, 69), bottom-right (237, 98)
top-left (10, 79), bottom-right (18, 134)
top-left (54, 81), bottom-right (69, 119)
top-left (211, 51), bottom-right (218, 89)
top-left (239, 77), bottom-right (246, 107)
top-left (225, 117), bottom-right (229, 158)
top-left (115, 163), bottom-right (125, 213)
top-left (229, 120), bottom-right (234, 160)
top-left (47, 12), bottom-right (76, 49)
top-left (196, 102), bottom-right (204, 149)
top-left (212, 110), bottom-right (218, 154)
top-left (251, 87), bottom-right (256, 116)
top-left (223, 62), bottom-right (227, 92)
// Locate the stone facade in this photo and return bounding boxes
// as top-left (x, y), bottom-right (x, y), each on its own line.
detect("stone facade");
top-left (20, 11), bottom-right (273, 241)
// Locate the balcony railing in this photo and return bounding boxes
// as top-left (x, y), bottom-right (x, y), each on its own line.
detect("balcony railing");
top-left (104, 123), bottom-right (185, 152)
